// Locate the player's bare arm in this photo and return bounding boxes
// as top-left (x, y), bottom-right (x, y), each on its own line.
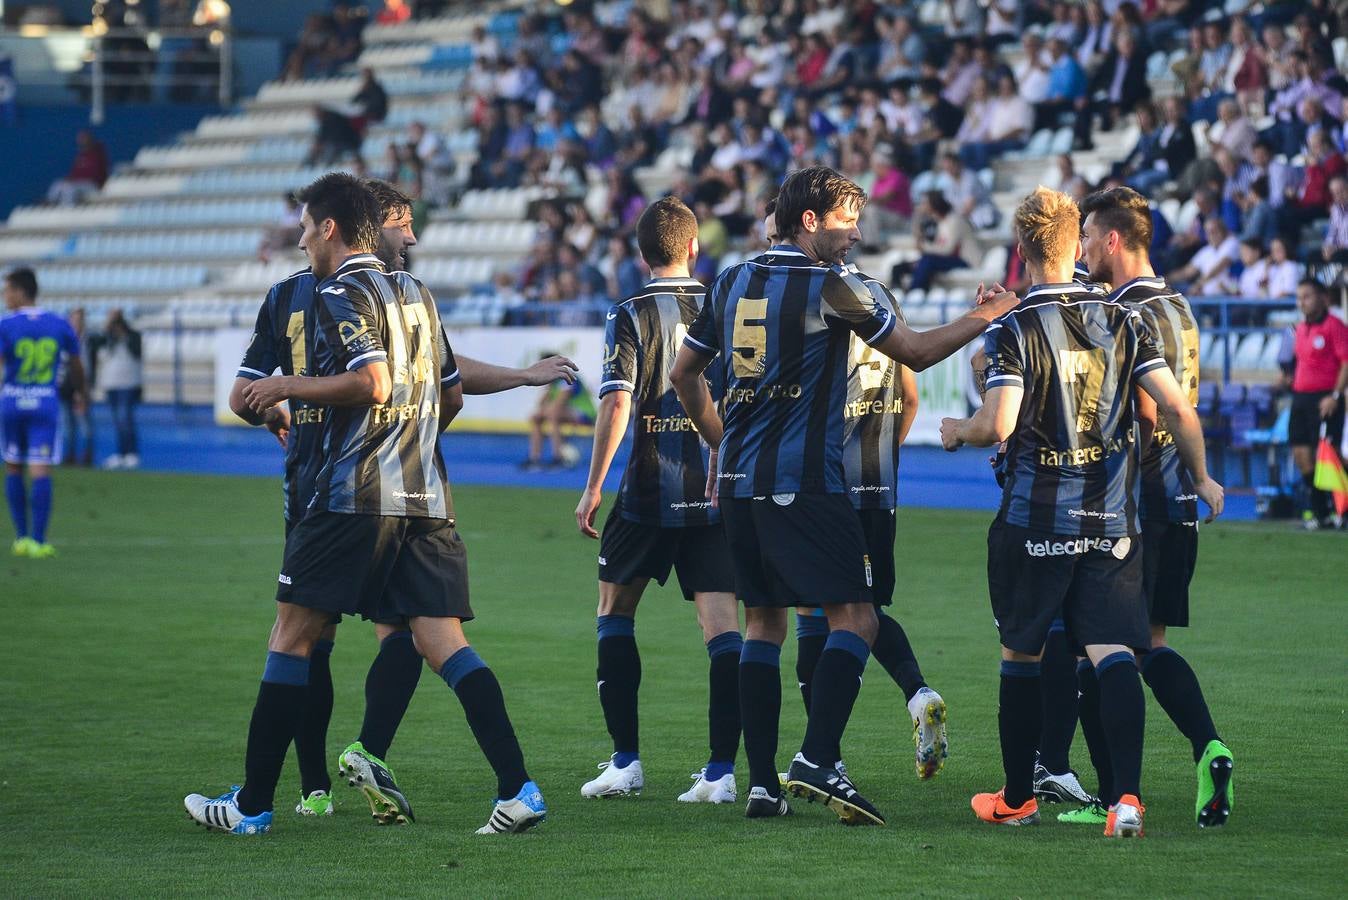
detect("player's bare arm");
top-left (229, 376), bottom-right (268, 426)
top-left (941, 385), bottom-right (1023, 450)
top-left (1137, 366), bottom-right (1224, 520)
top-left (263, 405), bottom-right (290, 449)
top-left (896, 365), bottom-right (919, 446)
top-left (575, 390), bottom-right (632, 538)
top-left (459, 354), bottom-right (578, 394)
top-left (1134, 383), bottom-right (1158, 450)
top-left (438, 381), bottom-right (464, 432)
top-left (242, 360), bottom-right (392, 413)
top-left (670, 345), bottom-right (723, 447)
top-left (873, 289), bottom-right (1018, 371)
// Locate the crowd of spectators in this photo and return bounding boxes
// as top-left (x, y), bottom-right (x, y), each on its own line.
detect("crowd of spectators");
top-left (254, 1), bottom-right (1348, 317)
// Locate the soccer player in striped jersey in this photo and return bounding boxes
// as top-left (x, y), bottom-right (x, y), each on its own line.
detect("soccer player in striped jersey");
top-left (226, 179), bottom-right (573, 825)
top-left (759, 202), bottom-right (949, 782)
top-left (573, 197), bottom-right (742, 803)
top-left (673, 166), bottom-right (1019, 824)
top-left (186, 173), bottom-right (546, 837)
top-left (941, 186), bottom-right (1223, 837)
top-left (2, 268), bottom-right (86, 558)
top-left (1079, 185), bottom-right (1234, 828)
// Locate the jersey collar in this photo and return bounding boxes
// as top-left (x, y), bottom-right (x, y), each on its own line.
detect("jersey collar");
top-left (1022, 282), bottom-right (1094, 306)
top-left (332, 253), bottom-right (383, 275)
top-left (644, 276), bottom-right (703, 289)
top-left (1109, 275), bottom-right (1168, 302)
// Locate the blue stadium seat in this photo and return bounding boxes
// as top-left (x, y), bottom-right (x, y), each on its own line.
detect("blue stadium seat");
top-left (1196, 381), bottom-right (1218, 416)
top-left (1217, 382), bottom-right (1247, 415)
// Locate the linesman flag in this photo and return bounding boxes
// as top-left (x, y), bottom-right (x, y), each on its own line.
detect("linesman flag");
top-left (1314, 432), bottom-right (1348, 516)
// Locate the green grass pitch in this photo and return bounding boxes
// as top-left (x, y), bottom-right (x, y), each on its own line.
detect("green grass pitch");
top-left (2, 470), bottom-right (1345, 896)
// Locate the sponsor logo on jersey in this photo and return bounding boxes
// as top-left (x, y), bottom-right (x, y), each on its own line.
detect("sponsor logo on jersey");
top-left (1023, 536), bottom-right (1129, 557)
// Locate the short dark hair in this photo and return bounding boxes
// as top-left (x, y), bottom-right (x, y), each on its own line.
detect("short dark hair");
top-left (363, 178), bottom-right (414, 222)
top-left (1080, 186), bottom-right (1153, 253)
top-left (925, 190), bottom-right (952, 217)
top-left (635, 196), bottom-right (699, 267)
top-left (4, 267), bottom-right (37, 300)
top-left (1249, 176), bottom-right (1269, 199)
top-left (1299, 276), bottom-right (1327, 296)
top-left (775, 166), bottom-right (867, 242)
top-left (1240, 237), bottom-right (1264, 252)
top-left (296, 172), bottom-right (381, 252)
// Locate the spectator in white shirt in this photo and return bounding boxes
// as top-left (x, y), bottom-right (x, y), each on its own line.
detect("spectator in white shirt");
top-left (1014, 32), bottom-right (1053, 105)
top-left (1265, 237), bottom-right (1304, 296)
top-left (1236, 238), bottom-right (1270, 297)
top-left (1209, 98), bottom-right (1257, 159)
top-left (1172, 217), bottom-right (1240, 296)
top-left (959, 73), bottom-right (1033, 169)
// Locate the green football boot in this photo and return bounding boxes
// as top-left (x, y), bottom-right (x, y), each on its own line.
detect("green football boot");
top-left (1057, 801), bottom-right (1109, 825)
top-left (336, 741), bottom-right (414, 824)
top-left (295, 789), bottom-right (334, 816)
top-left (1196, 740), bottom-right (1234, 828)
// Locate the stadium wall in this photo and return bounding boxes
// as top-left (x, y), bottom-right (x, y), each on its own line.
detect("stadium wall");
top-left (0, 103), bottom-right (213, 217)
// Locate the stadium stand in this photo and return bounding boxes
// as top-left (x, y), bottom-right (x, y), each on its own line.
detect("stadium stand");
top-left (3, 0), bottom-right (1345, 431)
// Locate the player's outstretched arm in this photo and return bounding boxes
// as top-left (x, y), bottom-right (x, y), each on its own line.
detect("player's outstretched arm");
top-left (941, 385), bottom-right (1023, 450)
top-left (242, 361), bottom-right (392, 413)
top-left (1138, 366), bottom-right (1223, 521)
top-left (576, 390), bottom-right (632, 538)
top-left (670, 344), bottom-right (723, 447)
top-left (873, 289), bottom-right (1019, 372)
top-left (459, 354), bottom-right (578, 394)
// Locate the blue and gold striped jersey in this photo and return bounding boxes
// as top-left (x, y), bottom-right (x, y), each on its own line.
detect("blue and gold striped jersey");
top-left (601, 276), bottom-right (718, 527)
top-left (983, 281), bottom-right (1167, 536)
top-left (842, 271), bottom-right (908, 511)
top-left (306, 254), bottom-right (460, 519)
top-left (1111, 276), bottom-right (1200, 525)
top-left (237, 268), bottom-right (325, 524)
top-left (685, 245), bottom-right (896, 498)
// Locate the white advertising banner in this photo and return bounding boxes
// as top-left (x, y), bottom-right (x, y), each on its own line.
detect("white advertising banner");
top-left (214, 328), bottom-right (253, 426)
top-left (212, 326), bottom-right (607, 432)
top-left (214, 325), bottom-right (972, 442)
top-left (907, 344), bottom-right (977, 445)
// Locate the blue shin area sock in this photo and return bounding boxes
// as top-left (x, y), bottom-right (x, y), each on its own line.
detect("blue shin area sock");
top-left (5, 473), bottom-right (27, 538)
top-left (596, 615), bottom-right (640, 765)
top-left (29, 476), bottom-right (51, 544)
top-left (705, 630), bottom-right (742, 773)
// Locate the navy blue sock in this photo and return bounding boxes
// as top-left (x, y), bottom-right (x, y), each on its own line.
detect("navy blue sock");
top-left (740, 639), bottom-right (782, 795)
top-left (794, 613), bottom-right (828, 713)
top-left (1077, 659), bottom-right (1114, 804)
top-left (1096, 652), bottom-right (1145, 801)
top-left (596, 615), bottom-right (640, 766)
top-left (1141, 646), bottom-right (1220, 763)
top-left (295, 639), bottom-right (335, 796)
top-left (358, 630), bottom-right (423, 760)
top-left (1038, 623), bottom-right (1079, 774)
top-left (799, 630), bottom-right (869, 767)
top-left (999, 659), bottom-right (1042, 808)
top-left (237, 651), bottom-right (310, 815)
top-left (29, 476), bottom-right (51, 544)
top-left (705, 630), bottom-right (742, 774)
top-left (4, 473), bottom-right (27, 539)
top-left (872, 612), bottom-right (926, 701)
top-left (441, 647), bottom-right (530, 800)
